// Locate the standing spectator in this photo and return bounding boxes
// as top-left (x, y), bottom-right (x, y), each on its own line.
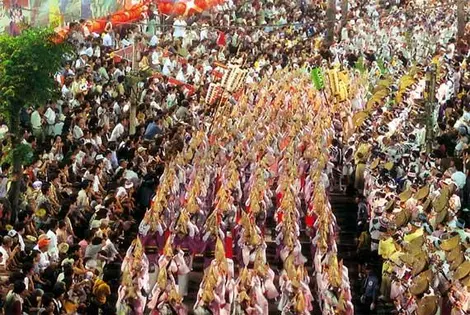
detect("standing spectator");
top-left (3, 280), bottom-right (26, 315)
top-left (356, 195), bottom-right (369, 235)
top-left (361, 265), bottom-right (379, 313)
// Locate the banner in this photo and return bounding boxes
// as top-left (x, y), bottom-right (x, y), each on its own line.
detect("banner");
top-left (112, 45), bottom-right (134, 62)
top-left (311, 67), bottom-right (325, 90)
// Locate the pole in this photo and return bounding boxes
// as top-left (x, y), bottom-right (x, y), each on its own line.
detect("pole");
top-left (340, 0), bottom-right (348, 32)
top-left (326, 0), bottom-right (336, 47)
top-left (425, 64), bottom-right (436, 153)
top-left (457, 0), bottom-right (466, 41)
top-left (129, 42), bottom-right (138, 136)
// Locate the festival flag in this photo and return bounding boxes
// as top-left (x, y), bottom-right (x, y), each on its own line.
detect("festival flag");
top-left (311, 67), bottom-right (325, 90)
top-left (217, 31), bottom-right (226, 47)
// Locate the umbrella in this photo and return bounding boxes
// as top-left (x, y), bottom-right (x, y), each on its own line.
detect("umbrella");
top-left (452, 171), bottom-right (467, 189)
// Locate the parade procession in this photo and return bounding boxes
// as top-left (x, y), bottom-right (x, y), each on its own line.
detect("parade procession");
top-left (0, 0), bottom-right (470, 314)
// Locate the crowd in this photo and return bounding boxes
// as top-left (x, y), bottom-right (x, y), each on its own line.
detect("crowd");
top-left (0, 0), bottom-right (468, 314)
top-left (338, 3), bottom-right (470, 315)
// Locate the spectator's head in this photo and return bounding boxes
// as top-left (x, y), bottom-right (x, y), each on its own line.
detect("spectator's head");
top-left (14, 222), bottom-right (25, 235)
top-left (13, 280), bottom-right (26, 295)
top-left (22, 261), bottom-right (34, 276)
top-left (38, 238), bottom-right (50, 253)
top-left (41, 293), bottom-right (55, 314)
top-left (49, 218), bottom-right (58, 231)
top-left (2, 236), bottom-right (12, 248)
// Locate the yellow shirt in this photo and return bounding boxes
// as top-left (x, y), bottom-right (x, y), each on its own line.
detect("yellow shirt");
top-left (403, 228), bottom-right (424, 243)
top-left (378, 237), bottom-right (395, 259)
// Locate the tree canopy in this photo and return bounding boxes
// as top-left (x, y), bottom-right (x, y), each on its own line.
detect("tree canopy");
top-left (0, 28), bottom-right (72, 116)
top-left (0, 27), bottom-right (72, 217)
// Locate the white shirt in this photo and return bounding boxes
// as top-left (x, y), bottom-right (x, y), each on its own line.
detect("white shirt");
top-left (77, 189), bottom-right (89, 208)
top-left (46, 229), bottom-right (58, 259)
top-left (31, 110), bottom-right (42, 130)
top-left (103, 239), bottom-right (119, 261)
top-left (103, 33), bottom-right (113, 47)
top-left (93, 175), bottom-right (100, 193)
top-left (18, 234), bottom-right (25, 252)
top-left (91, 136), bottom-right (103, 149)
top-left (33, 245), bottom-right (50, 272)
top-left (73, 125), bottom-right (84, 139)
top-left (151, 51), bottom-right (161, 66)
top-left (44, 107), bottom-right (56, 125)
top-left (0, 246), bottom-right (9, 267)
top-left (173, 19), bottom-right (187, 38)
top-left (149, 35), bottom-right (159, 46)
top-left (75, 57), bottom-right (86, 69)
top-left (109, 123), bottom-right (125, 142)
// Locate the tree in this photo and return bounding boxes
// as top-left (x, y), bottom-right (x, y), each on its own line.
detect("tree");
top-left (325, 0), bottom-right (336, 47)
top-left (457, 0), bottom-right (466, 41)
top-left (0, 28), bottom-right (72, 220)
top-left (340, 0), bottom-right (348, 32)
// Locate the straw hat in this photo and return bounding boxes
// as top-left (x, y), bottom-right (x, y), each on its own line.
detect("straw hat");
top-left (415, 185), bottom-right (430, 200)
top-left (422, 198), bottom-right (431, 212)
top-left (435, 208), bottom-right (448, 225)
top-left (441, 235), bottom-right (460, 251)
top-left (35, 208), bottom-right (47, 218)
top-left (394, 210), bottom-right (409, 228)
top-left (417, 296), bottom-right (438, 315)
top-left (410, 235), bottom-right (425, 248)
top-left (450, 253), bottom-right (465, 271)
top-left (399, 253), bottom-right (415, 266)
top-left (384, 199), bottom-right (395, 213)
top-left (433, 193), bottom-right (448, 212)
top-left (370, 158), bottom-right (380, 170)
top-left (411, 253), bottom-right (428, 276)
top-left (453, 260), bottom-right (470, 281)
top-left (447, 245), bottom-right (462, 262)
top-left (58, 243), bottom-right (69, 254)
top-left (409, 273), bottom-right (430, 295)
top-left (26, 235), bottom-right (37, 242)
top-left (399, 188), bottom-right (413, 202)
top-left (441, 185), bottom-right (451, 197)
top-left (462, 275), bottom-right (470, 288)
top-left (384, 161), bottom-right (394, 171)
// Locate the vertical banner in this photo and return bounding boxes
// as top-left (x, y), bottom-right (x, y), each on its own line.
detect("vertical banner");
top-left (48, 0), bottom-right (62, 27)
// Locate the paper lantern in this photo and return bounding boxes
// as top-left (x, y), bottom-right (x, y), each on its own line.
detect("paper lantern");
top-left (91, 21), bottom-right (102, 32)
top-left (173, 2), bottom-right (186, 15)
top-left (158, 3), bottom-right (172, 15)
top-left (95, 19), bottom-right (107, 31)
top-left (111, 14), bottom-right (124, 23)
top-left (195, 0), bottom-right (209, 10)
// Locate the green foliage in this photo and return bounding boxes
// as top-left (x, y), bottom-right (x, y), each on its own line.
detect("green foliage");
top-left (2, 143), bottom-right (34, 166)
top-left (0, 28), bottom-right (72, 117)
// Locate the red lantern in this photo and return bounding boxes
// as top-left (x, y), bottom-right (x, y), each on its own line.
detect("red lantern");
top-left (195, 0), bottom-right (209, 10)
top-left (111, 14), bottom-right (122, 23)
top-left (173, 2), bottom-right (186, 15)
top-left (129, 9), bottom-right (140, 19)
top-left (158, 3), bottom-right (171, 15)
top-left (90, 21), bottom-right (101, 32)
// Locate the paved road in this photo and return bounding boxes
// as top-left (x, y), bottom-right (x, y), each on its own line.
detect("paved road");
top-left (331, 192), bottom-right (395, 315)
